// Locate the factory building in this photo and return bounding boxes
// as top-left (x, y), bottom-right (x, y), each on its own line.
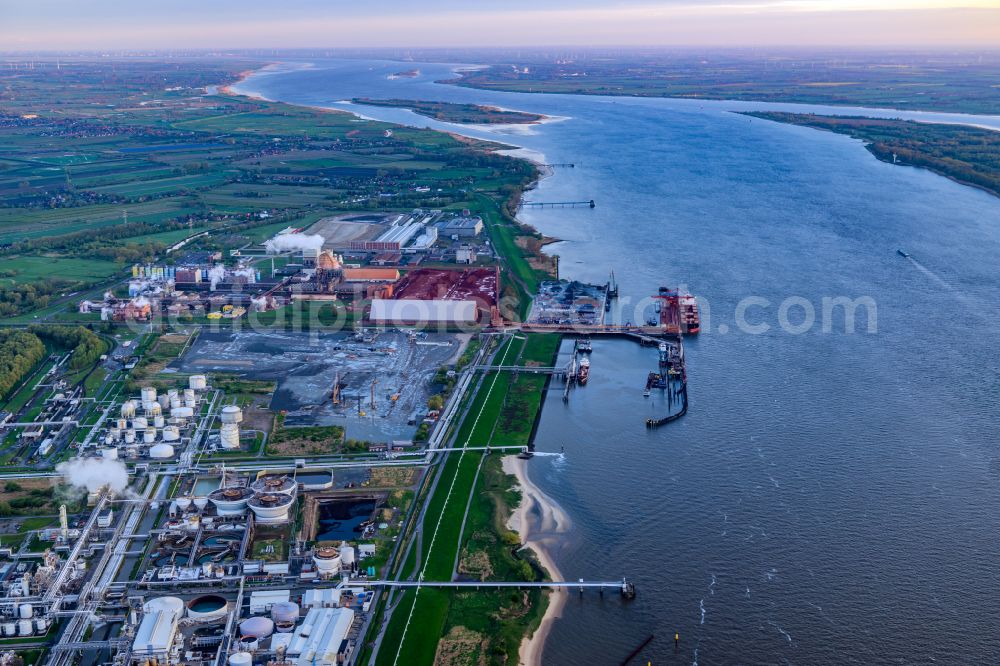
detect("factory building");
top-left (369, 299), bottom-right (478, 325)
top-left (440, 216), bottom-right (483, 238)
top-left (132, 596), bottom-right (184, 663)
top-left (286, 607), bottom-right (355, 666)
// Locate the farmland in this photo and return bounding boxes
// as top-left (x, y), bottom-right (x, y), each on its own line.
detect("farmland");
top-left (0, 57), bottom-right (539, 318)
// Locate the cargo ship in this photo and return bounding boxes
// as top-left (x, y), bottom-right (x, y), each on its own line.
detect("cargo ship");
top-left (679, 293), bottom-right (700, 334)
top-left (653, 287), bottom-right (701, 335)
top-left (577, 357), bottom-right (590, 384)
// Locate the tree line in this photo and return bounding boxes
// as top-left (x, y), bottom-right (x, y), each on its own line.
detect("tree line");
top-left (0, 329), bottom-right (46, 401)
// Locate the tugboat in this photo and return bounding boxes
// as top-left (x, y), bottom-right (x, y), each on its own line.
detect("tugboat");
top-left (577, 357), bottom-right (590, 385)
top-left (576, 337), bottom-right (593, 353)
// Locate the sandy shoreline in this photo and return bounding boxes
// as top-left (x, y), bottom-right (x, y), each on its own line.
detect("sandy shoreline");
top-left (503, 455), bottom-right (571, 666)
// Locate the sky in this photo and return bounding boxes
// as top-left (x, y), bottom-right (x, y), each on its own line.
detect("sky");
top-left (2, 0), bottom-right (1000, 50)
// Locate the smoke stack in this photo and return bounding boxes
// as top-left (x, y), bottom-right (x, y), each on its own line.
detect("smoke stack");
top-left (60, 504), bottom-right (68, 540)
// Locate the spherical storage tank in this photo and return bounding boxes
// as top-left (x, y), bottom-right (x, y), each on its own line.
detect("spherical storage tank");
top-left (149, 443), bottom-right (174, 459)
top-left (120, 401), bottom-right (136, 419)
top-left (239, 616), bottom-right (274, 639)
top-left (186, 594), bottom-right (229, 622)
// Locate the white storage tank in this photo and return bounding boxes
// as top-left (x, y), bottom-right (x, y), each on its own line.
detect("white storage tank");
top-left (120, 401), bottom-right (136, 419)
top-left (143, 428), bottom-right (157, 444)
top-left (17, 620), bottom-right (32, 636)
top-left (133, 416), bottom-right (148, 430)
top-left (312, 546), bottom-right (342, 575)
top-left (34, 617), bottom-right (47, 633)
top-left (162, 426), bottom-right (180, 442)
top-left (221, 405), bottom-right (243, 424)
top-left (171, 406), bottom-right (194, 419)
top-left (170, 397), bottom-right (182, 409)
top-left (124, 429), bottom-right (136, 444)
top-left (1, 623), bottom-right (15, 637)
top-left (140, 386), bottom-right (157, 403)
top-left (109, 426), bottom-right (122, 440)
top-left (157, 394), bottom-right (170, 409)
top-left (149, 443), bottom-right (174, 459)
top-left (229, 653), bottom-right (252, 666)
top-left (103, 435), bottom-right (114, 446)
top-left (189, 375), bottom-right (208, 391)
top-left (145, 402), bottom-right (162, 418)
top-left (101, 448), bottom-right (118, 461)
top-left (271, 601), bottom-right (299, 624)
top-left (18, 604), bottom-right (32, 619)
top-left (154, 415), bottom-right (165, 428)
top-left (340, 545), bottom-right (356, 569)
top-left (184, 388), bottom-right (197, 403)
top-left (239, 616), bottom-right (274, 638)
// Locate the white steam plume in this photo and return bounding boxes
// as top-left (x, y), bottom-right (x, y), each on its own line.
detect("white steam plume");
top-left (208, 264), bottom-right (226, 290)
top-left (56, 457), bottom-right (131, 495)
top-left (265, 233), bottom-right (324, 254)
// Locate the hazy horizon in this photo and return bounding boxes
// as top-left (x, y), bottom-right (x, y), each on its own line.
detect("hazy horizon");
top-left (3, 1), bottom-right (1000, 51)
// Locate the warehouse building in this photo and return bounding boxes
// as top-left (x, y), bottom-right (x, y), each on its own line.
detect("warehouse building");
top-left (286, 607), bottom-right (356, 666)
top-left (369, 299), bottom-right (478, 325)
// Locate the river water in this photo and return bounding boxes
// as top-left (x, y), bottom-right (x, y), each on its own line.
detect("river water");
top-left (237, 60), bottom-right (1000, 665)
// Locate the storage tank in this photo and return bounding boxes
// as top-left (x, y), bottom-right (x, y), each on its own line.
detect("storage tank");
top-left (239, 617), bottom-right (274, 638)
top-left (312, 547), bottom-right (342, 575)
top-left (250, 476), bottom-right (296, 496)
top-left (124, 429), bottom-right (136, 444)
top-left (229, 653), bottom-right (252, 666)
top-left (171, 406), bottom-right (194, 420)
top-left (18, 604), bottom-right (32, 619)
top-left (101, 448), bottom-right (118, 461)
top-left (145, 402), bottom-right (162, 417)
top-left (162, 426), bottom-right (180, 442)
top-left (157, 394), bottom-right (170, 409)
top-left (247, 493), bottom-right (294, 524)
top-left (189, 375), bottom-right (208, 391)
top-left (209, 487), bottom-right (254, 516)
top-left (116, 418), bottom-right (128, 430)
top-left (193, 496), bottom-right (209, 511)
top-left (103, 434), bottom-right (114, 446)
top-left (120, 401), bottom-right (136, 419)
top-left (340, 545), bottom-right (356, 569)
top-left (1, 623), bottom-right (15, 637)
top-left (143, 428), bottom-right (157, 444)
top-left (221, 405), bottom-right (243, 424)
top-left (17, 620), bottom-right (32, 636)
top-left (140, 387), bottom-right (157, 403)
top-left (34, 618), bottom-right (47, 633)
top-left (237, 636), bottom-right (260, 652)
top-left (183, 388), bottom-right (197, 404)
top-left (270, 601), bottom-right (299, 624)
top-left (144, 596), bottom-right (185, 614)
top-left (109, 426), bottom-right (122, 440)
top-left (133, 416), bottom-right (148, 430)
top-left (168, 389), bottom-right (179, 401)
top-left (149, 443), bottom-right (174, 459)
top-left (153, 415), bottom-right (165, 428)
top-left (186, 594), bottom-right (229, 622)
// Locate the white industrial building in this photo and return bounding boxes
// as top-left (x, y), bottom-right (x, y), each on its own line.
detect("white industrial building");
top-left (369, 299), bottom-right (477, 325)
top-left (132, 597), bottom-right (184, 663)
top-left (286, 607), bottom-right (355, 666)
top-left (248, 589), bottom-right (291, 615)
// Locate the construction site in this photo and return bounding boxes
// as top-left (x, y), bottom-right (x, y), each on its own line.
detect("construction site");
top-left (172, 330), bottom-right (468, 442)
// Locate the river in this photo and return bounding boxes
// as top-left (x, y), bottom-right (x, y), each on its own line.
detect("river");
top-left (236, 60), bottom-right (1000, 664)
